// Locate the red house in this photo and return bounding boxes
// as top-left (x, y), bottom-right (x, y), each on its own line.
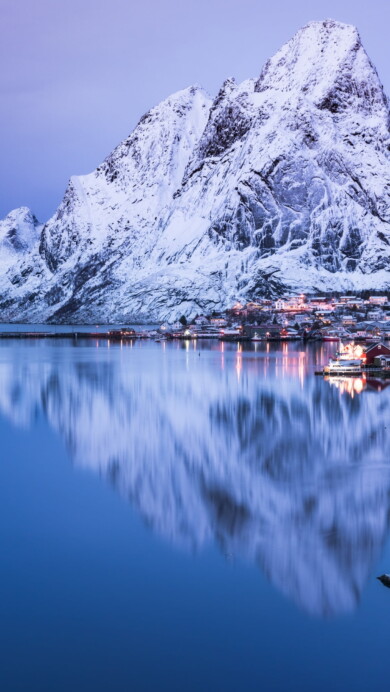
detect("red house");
top-left (364, 342), bottom-right (390, 366)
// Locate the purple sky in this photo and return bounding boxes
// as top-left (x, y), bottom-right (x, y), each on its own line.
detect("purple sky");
top-left (1, 0), bottom-right (390, 221)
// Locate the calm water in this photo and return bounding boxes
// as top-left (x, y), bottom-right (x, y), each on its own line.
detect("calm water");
top-left (0, 337), bottom-right (390, 691)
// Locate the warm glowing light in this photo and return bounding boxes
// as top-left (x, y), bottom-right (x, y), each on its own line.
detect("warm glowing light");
top-left (326, 376), bottom-right (366, 397)
top-left (339, 342), bottom-right (365, 360)
top-left (354, 379), bottom-right (364, 394)
top-left (236, 352), bottom-right (242, 379)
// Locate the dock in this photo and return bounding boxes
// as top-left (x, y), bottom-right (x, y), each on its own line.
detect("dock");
top-left (315, 368), bottom-right (390, 377)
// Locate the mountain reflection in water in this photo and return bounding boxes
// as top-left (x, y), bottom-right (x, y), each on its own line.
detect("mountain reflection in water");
top-left (0, 340), bottom-right (389, 618)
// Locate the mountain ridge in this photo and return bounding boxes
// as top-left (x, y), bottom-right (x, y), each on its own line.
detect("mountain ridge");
top-left (1, 19), bottom-right (390, 323)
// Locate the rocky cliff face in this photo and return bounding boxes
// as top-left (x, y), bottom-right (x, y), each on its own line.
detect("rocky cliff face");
top-left (2, 20), bottom-right (390, 322)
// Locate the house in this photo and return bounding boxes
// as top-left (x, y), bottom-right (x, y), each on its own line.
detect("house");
top-left (342, 315), bottom-right (357, 326)
top-left (346, 299), bottom-right (364, 307)
top-left (364, 342), bottom-right (390, 366)
top-left (310, 296), bottom-right (327, 303)
top-left (339, 295), bottom-right (357, 303)
top-left (210, 317), bottom-right (227, 327)
top-left (367, 310), bottom-right (383, 320)
top-left (373, 355), bottom-right (390, 368)
top-left (369, 296), bottom-right (388, 305)
top-left (231, 302), bottom-right (245, 315)
top-left (194, 315), bottom-right (210, 325)
top-left (247, 324), bottom-right (282, 339)
top-left (293, 314), bottom-right (310, 324)
top-left (314, 309), bottom-right (334, 317)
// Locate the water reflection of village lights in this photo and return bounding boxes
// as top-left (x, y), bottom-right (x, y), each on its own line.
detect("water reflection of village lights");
top-left (326, 376), bottom-right (366, 397)
top-left (220, 341), bottom-right (225, 370)
top-left (298, 351), bottom-right (305, 387)
top-left (236, 342), bottom-right (242, 379)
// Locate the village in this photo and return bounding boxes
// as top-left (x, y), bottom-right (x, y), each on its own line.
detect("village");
top-left (106, 293), bottom-right (390, 377)
top-left (3, 293), bottom-right (390, 376)
top-left (115, 293), bottom-right (390, 344)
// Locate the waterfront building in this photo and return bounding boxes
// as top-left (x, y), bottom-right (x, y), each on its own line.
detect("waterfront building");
top-left (364, 342), bottom-right (390, 366)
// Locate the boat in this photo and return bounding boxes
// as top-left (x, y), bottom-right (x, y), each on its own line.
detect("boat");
top-left (324, 358), bottom-right (362, 375)
top-left (219, 329), bottom-right (243, 341)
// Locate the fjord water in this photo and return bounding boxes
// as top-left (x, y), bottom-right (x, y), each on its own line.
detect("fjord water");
top-left (0, 338), bottom-right (389, 691)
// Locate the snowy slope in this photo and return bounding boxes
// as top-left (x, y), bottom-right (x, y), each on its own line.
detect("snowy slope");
top-left (1, 20), bottom-right (390, 322)
top-left (0, 207), bottom-right (41, 256)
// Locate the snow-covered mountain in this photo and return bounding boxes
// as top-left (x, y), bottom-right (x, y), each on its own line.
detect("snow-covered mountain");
top-left (2, 19), bottom-right (390, 322)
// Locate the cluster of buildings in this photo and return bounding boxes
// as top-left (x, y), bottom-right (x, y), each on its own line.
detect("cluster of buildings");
top-left (158, 294), bottom-right (390, 342)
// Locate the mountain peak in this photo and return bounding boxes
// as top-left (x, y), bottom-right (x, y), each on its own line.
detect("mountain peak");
top-left (4, 206), bottom-right (37, 222)
top-left (254, 18), bottom-right (378, 108)
top-left (300, 18), bottom-right (359, 38)
top-left (0, 206), bottom-right (41, 255)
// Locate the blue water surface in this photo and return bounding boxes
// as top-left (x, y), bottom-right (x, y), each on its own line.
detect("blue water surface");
top-left (0, 338), bottom-right (389, 691)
